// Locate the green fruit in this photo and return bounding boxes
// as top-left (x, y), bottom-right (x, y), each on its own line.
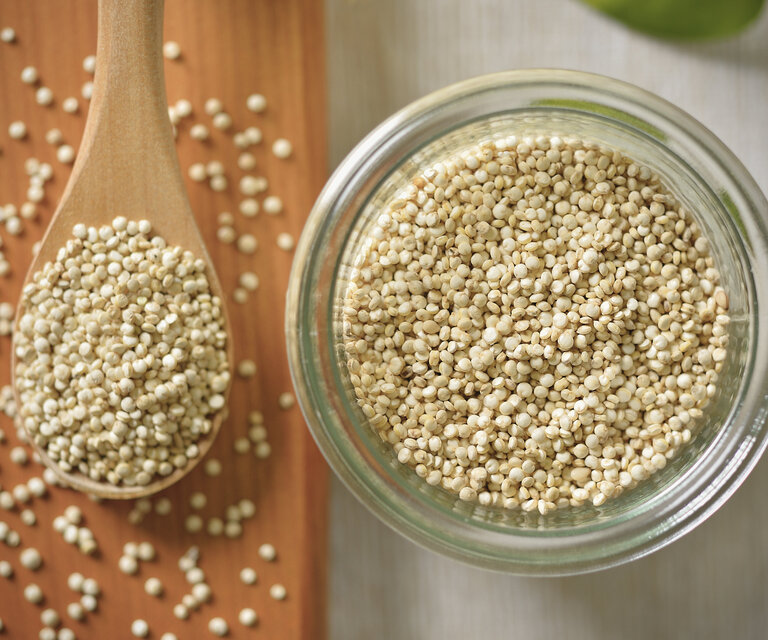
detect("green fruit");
top-left (583, 0), bottom-right (765, 39)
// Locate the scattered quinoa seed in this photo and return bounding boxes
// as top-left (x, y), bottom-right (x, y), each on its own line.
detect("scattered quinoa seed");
top-left (239, 567), bottom-right (257, 584)
top-left (189, 163), bottom-right (207, 181)
top-left (210, 175), bottom-right (227, 192)
top-left (185, 567), bottom-right (205, 585)
top-left (244, 126), bottom-right (262, 145)
top-left (27, 184), bottom-right (44, 202)
top-left (236, 359), bottom-right (257, 378)
top-left (232, 288), bottom-right (248, 304)
top-left (191, 582), bottom-right (211, 603)
top-left (137, 542), bottom-right (155, 562)
top-left (21, 201), bottom-right (38, 219)
top-left (269, 583), bottom-right (287, 600)
top-left (131, 619), bottom-right (149, 638)
top-left (239, 608), bottom-right (258, 627)
top-left (35, 87), bottom-right (53, 106)
top-left (204, 98), bottom-right (223, 116)
top-left (189, 492), bottom-right (207, 510)
top-left (239, 272), bottom-right (259, 291)
top-left (208, 617), bottom-right (229, 637)
top-left (238, 152), bottom-right (256, 171)
top-left (80, 594), bottom-right (98, 612)
top-left (271, 138), bottom-right (292, 159)
top-left (206, 517), bottom-right (224, 536)
top-left (236, 234), bottom-right (257, 255)
top-left (239, 499), bottom-right (256, 518)
top-left (190, 123), bottom-right (209, 141)
top-left (278, 392), bottom-right (295, 410)
top-left (45, 128), bottom-right (63, 146)
top-left (24, 583), bottom-right (44, 604)
top-left (258, 543), bottom-right (276, 562)
top-left (234, 131), bottom-right (249, 149)
top-left (20, 547), bottom-right (42, 570)
top-left (218, 211), bottom-right (234, 225)
top-left (234, 437), bottom-right (250, 454)
top-left (0, 560), bottom-right (13, 578)
top-left (40, 608), bottom-right (59, 628)
top-left (21, 66), bottom-right (39, 84)
top-left (184, 514), bottom-right (203, 533)
top-left (239, 176), bottom-right (260, 196)
top-left (175, 99), bottom-right (192, 117)
top-left (62, 97), bottom-right (79, 113)
top-left (67, 572), bottom-right (84, 592)
top-left (212, 112), bottom-right (233, 131)
top-left (56, 144), bottom-right (75, 164)
top-left (118, 555), bottom-right (138, 575)
top-left (239, 198), bottom-right (259, 217)
top-left (224, 520), bottom-right (242, 538)
top-left (43, 468), bottom-right (59, 486)
top-left (262, 195), bottom-right (283, 215)
top-left (0, 492), bottom-right (15, 510)
top-left (10, 446), bottom-right (28, 465)
top-left (204, 459), bottom-right (222, 477)
top-left (144, 577), bottom-right (163, 597)
top-left (155, 497), bottom-right (172, 515)
top-left (8, 121), bottom-right (27, 139)
top-left (82, 578), bottom-right (100, 597)
top-left (246, 94), bottom-right (267, 113)
top-left (206, 161), bottom-right (224, 176)
top-left (4, 529), bottom-right (18, 547)
top-left (6, 216), bottom-right (23, 236)
top-left (162, 41), bottom-right (181, 60)
top-left (27, 477), bottom-right (46, 497)
top-left (12, 484), bottom-right (31, 503)
top-left (135, 498), bottom-right (152, 515)
top-left (64, 506), bottom-right (82, 525)
top-left (67, 602), bottom-right (84, 621)
top-left (217, 226), bottom-right (236, 244)
top-left (276, 232), bottom-right (295, 251)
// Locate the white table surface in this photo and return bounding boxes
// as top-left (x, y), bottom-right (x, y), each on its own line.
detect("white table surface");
top-left (325, 2), bottom-right (768, 638)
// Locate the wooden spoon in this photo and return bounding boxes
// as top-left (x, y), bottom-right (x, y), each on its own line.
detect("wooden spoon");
top-left (11, 0), bottom-right (233, 499)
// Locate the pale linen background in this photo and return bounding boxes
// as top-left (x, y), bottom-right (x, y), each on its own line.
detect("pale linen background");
top-left (325, 2), bottom-right (768, 638)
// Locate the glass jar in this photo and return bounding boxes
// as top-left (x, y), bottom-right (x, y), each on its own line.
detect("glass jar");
top-left (286, 70), bottom-right (768, 575)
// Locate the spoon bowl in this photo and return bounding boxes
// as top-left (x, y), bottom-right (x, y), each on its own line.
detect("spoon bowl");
top-left (11, 0), bottom-right (233, 499)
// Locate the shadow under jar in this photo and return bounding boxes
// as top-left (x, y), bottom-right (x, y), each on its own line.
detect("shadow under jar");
top-left (286, 70), bottom-right (768, 575)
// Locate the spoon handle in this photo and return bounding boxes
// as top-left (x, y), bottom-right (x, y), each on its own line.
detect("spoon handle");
top-left (64, 0), bottom-right (188, 220)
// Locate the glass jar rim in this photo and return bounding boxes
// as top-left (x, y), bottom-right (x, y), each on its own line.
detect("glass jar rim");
top-left (287, 69), bottom-right (768, 574)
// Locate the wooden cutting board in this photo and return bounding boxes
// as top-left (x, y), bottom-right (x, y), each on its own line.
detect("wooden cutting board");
top-left (0, 1), bottom-right (328, 638)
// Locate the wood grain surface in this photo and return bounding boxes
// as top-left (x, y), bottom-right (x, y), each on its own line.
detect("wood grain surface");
top-left (0, 1), bottom-right (327, 638)
top-left (325, 1), bottom-right (768, 639)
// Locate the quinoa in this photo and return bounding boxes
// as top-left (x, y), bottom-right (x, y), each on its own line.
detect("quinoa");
top-left (14, 218), bottom-right (229, 487)
top-left (343, 134), bottom-right (729, 514)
